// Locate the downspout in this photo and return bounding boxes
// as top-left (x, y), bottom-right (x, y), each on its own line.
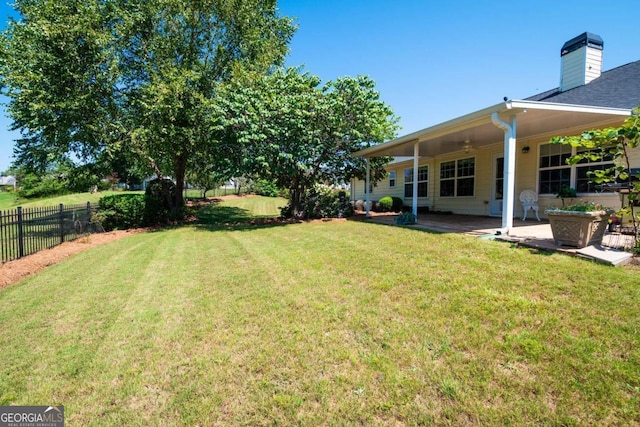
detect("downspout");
top-left (491, 112), bottom-right (517, 234)
top-left (365, 158), bottom-right (371, 217)
top-left (412, 142), bottom-right (419, 217)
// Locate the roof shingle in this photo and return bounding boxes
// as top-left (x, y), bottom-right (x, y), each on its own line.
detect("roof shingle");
top-left (526, 60), bottom-right (640, 109)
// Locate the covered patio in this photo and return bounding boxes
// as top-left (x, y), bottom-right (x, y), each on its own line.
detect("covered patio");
top-left (354, 212), bottom-right (635, 266)
top-left (354, 99), bottom-right (631, 234)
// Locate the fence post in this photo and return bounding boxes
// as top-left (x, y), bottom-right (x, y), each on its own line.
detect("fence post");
top-left (59, 204), bottom-right (64, 244)
top-left (17, 206), bottom-right (24, 259)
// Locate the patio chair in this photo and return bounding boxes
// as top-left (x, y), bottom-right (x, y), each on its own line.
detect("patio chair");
top-left (519, 190), bottom-right (540, 221)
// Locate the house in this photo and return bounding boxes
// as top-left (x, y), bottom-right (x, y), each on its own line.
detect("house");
top-left (0, 175), bottom-right (16, 189)
top-left (353, 32), bottom-right (640, 234)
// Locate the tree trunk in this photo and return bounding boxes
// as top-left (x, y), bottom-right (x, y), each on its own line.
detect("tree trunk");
top-left (174, 155), bottom-right (187, 209)
top-left (290, 185), bottom-right (305, 219)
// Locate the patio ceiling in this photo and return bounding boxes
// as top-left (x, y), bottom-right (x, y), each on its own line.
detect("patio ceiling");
top-left (355, 100), bottom-right (631, 158)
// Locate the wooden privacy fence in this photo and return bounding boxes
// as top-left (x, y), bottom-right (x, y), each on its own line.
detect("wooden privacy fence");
top-left (0, 202), bottom-right (95, 264)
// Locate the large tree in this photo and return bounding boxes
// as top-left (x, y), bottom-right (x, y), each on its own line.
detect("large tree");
top-left (0, 0), bottom-right (295, 207)
top-left (218, 67), bottom-right (398, 216)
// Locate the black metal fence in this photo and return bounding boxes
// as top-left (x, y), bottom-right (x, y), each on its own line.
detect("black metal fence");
top-left (0, 202), bottom-right (95, 264)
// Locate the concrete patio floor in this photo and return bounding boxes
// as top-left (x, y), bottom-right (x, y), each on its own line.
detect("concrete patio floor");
top-left (355, 211), bottom-right (636, 266)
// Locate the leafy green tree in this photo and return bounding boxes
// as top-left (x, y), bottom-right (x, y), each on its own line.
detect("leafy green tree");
top-left (552, 111), bottom-right (640, 249)
top-left (0, 0), bottom-right (295, 208)
top-left (218, 68), bottom-right (398, 217)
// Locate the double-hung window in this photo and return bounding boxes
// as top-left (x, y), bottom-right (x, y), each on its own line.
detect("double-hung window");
top-left (538, 143), bottom-right (571, 194)
top-left (538, 143), bottom-right (614, 194)
top-left (389, 171), bottom-right (396, 188)
top-left (575, 147), bottom-right (615, 193)
top-left (404, 166), bottom-right (428, 198)
top-left (440, 158), bottom-right (475, 197)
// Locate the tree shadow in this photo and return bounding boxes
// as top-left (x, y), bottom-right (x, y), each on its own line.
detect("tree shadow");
top-left (194, 204), bottom-right (299, 232)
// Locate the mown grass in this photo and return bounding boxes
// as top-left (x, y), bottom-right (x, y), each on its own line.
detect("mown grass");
top-left (0, 190), bottom-right (143, 210)
top-left (197, 195), bottom-right (287, 223)
top-left (0, 191), bottom-right (18, 210)
top-left (0, 199), bottom-right (638, 425)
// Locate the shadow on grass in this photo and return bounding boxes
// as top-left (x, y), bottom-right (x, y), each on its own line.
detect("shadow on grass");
top-left (350, 216), bottom-right (558, 257)
top-left (194, 204), bottom-right (298, 232)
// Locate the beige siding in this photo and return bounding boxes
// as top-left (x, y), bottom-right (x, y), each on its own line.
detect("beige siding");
top-left (352, 168), bottom-right (404, 202)
top-left (354, 118), bottom-right (639, 217)
top-left (560, 46), bottom-right (603, 91)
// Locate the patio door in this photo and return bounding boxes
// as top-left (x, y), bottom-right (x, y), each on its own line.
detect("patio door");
top-left (490, 154), bottom-right (504, 216)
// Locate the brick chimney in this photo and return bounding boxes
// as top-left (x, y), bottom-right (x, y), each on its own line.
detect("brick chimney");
top-left (559, 32), bottom-right (603, 92)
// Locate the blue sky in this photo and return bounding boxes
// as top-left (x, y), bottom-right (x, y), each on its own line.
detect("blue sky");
top-left (0, 0), bottom-right (638, 173)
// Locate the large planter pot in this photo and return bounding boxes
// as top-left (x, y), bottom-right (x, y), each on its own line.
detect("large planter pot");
top-left (545, 210), bottom-right (612, 248)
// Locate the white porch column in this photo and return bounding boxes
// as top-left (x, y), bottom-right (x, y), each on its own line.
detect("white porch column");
top-left (412, 142), bottom-right (419, 216)
top-left (365, 158), bottom-right (371, 217)
top-left (491, 113), bottom-right (517, 234)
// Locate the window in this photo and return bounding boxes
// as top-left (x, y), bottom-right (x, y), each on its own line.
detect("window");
top-left (440, 158), bottom-right (475, 197)
top-left (538, 143), bottom-right (614, 194)
top-left (575, 146), bottom-right (614, 193)
top-left (389, 171), bottom-right (396, 188)
top-left (538, 143), bottom-right (571, 194)
top-left (404, 166), bottom-right (428, 198)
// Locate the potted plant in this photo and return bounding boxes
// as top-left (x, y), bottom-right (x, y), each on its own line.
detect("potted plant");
top-left (545, 201), bottom-right (614, 248)
top-left (556, 186), bottom-right (577, 207)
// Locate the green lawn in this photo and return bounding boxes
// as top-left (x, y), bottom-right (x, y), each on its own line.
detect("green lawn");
top-left (0, 191), bottom-right (19, 210)
top-left (0, 190), bottom-right (143, 210)
top-left (0, 198), bottom-right (639, 425)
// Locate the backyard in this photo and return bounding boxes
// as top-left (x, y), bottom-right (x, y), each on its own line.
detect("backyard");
top-left (0, 196), bottom-right (638, 425)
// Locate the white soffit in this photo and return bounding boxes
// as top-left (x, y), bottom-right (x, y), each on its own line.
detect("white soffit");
top-left (356, 101), bottom-right (631, 158)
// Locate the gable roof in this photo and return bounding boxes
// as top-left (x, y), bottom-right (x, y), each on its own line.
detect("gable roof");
top-left (526, 60), bottom-right (640, 109)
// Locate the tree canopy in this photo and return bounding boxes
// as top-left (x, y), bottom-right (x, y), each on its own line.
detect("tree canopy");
top-left (0, 0), bottom-right (295, 207)
top-left (217, 68), bottom-right (398, 216)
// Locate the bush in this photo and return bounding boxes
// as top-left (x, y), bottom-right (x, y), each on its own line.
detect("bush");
top-left (391, 196), bottom-right (404, 212)
top-left (18, 173), bottom-right (67, 198)
top-left (378, 196), bottom-right (393, 212)
top-left (144, 178), bottom-right (179, 223)
top-left (98, 194), bottom-right (146, 230)
top-left (281, 185), bottom-right (353, 219)
top-left (248, 179), bottom-right (281, 197)
top-left (395, 212), bottom-right (417, 225)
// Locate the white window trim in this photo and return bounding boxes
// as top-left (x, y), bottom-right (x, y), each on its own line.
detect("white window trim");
top-left (404, 165), bottom-right (429, 198)
top-left (537, 143), bottom-right (615, 195)
top-left (439, 157), bottom-right (476, 198)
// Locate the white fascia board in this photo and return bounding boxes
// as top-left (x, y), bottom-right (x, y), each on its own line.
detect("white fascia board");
top-left (508, 99), bottom-right (632, 116)
top-left (355, 99), bottom-right (632, 158)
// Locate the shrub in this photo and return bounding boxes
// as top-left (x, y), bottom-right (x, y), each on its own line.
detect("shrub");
top-left (248, 179), bottom-right (281, 197)
top-left (395, 212), bottom-right (417, 225)
top-left (378, 196), bottom-right (393, 212)
top-left (98, 194), bottom-right (146, 230)
top-left (281, 185), bottom-right (353, 219)
top-left (391, 196), bottom-right (404, 212)
top-left (18, 173), bottom-right (67, 198)
top-left (144, 178), bottom-right (179, 223)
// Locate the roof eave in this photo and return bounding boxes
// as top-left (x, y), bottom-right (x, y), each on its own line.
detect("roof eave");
top-left (355, 102), bottom-right (506, 157)
top-left (355, 100), bottom-right (632, 158)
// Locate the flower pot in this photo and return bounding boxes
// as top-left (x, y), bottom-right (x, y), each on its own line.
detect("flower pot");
top-left (545, 210), bottom-right (611, 248)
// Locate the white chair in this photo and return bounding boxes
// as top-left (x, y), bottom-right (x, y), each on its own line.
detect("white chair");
top-left (519, 190), bottom-right (540, 221)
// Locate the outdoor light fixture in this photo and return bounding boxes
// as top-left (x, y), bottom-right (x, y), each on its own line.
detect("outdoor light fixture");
top-left (522, 146), bottom-right (530, 154)
top-left (463, 139), bottom-right (472, 153)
